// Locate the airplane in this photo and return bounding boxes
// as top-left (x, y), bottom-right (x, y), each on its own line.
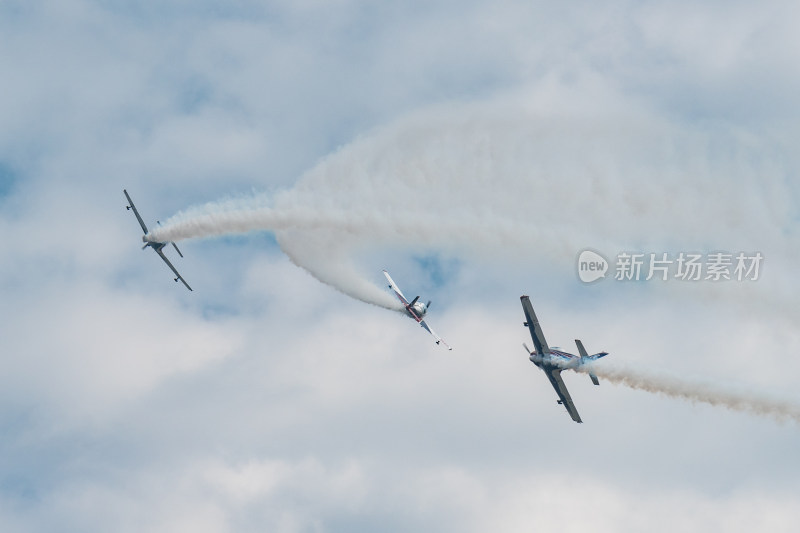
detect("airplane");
top-left (383, 270), bottom-right (451, 350)
top-left (520, 296), bottom-right (608, 423)
top-left (124, 189), bottom-right (192, 291)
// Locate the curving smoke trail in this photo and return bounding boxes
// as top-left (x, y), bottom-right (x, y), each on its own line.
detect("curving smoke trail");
top-left (146, 101), bottom-right (797, 311)
top-left (580, 363), bottom-right (800, 423)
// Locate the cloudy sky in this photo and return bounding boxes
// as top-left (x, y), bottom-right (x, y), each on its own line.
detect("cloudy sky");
top-left (2, 1), bottom-right (800, 531)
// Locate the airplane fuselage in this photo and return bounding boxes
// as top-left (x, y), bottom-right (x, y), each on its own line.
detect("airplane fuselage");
top-left (144, 239), bottom-right (167, 252)
top-left (529, 348), bottom-right (582, 371)
top-left (406, 301), bottom-right (427, 320)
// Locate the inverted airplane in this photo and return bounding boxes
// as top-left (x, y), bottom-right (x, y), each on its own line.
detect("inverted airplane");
top-left (384, 270), bottom-right (451, 350)
top-left (520, 296), bottom-right (607, 423)
top-left (124, 189), bottom-right (192, 291)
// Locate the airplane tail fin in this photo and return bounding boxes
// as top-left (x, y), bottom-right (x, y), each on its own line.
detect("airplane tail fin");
top-left (576, 339), bottom-right (607, 386)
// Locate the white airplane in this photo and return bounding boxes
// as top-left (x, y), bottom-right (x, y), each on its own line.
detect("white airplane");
top-left (124, 189), bottom-right (192, 291)
top-left (383, 270), bottom-right (451, 350)
top-left (520, 296), bottom-right (608, 423)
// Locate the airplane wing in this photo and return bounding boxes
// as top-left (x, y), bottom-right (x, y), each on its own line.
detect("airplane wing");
top-left (123, 189), bottom-right (149, 235)
top-left (156, 249), bottom-right (193, 291)
top-left (520, 296), bottom-right (550, 354)
top-left (383, 270), bottom-right (410, 306)
top-left (419, 319), bottom-right (452, 350)
top-left (544, 368), bottom-right (582, 423)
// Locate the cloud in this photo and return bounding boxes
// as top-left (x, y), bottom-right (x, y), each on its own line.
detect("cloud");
top-left (2, 1), bottom-right (800, 532)
top-left (0, 278), bottom-right (243, 423)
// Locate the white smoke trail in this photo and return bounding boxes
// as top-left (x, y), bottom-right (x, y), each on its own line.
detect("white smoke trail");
top-left (146, 199), bottom-right (532, 250)
top-left (145, 101), bottom-right (798, 310)
top-left (580, 363), bottom-right (800, 423)
top-left (144, 197), bottom-right (533, 309)
top-left (275, 228), bottom-right (401, 310)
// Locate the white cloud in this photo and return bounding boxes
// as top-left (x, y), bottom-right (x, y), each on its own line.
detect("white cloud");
top-left (2, 0), bottom-right (800, 531)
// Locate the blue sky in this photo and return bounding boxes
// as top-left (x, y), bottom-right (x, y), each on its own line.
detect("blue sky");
top-left (1, 1), bottom-right (800, 531)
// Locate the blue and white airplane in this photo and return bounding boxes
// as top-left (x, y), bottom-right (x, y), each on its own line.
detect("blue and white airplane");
top-left (124, 189), bottom-right (192, 291)
top-left (520, 296), bottom-right (607, 423)
top-left (384, 270), bottom-right (451, 350)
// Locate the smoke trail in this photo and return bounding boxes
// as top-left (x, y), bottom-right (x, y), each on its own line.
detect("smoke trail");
top-left (275, 228), bottom-right (401, 310)
top-left (146, 199), bottom-right (531, 250)
top-left (145, 102), bottom-right (798, 310)
top-left (144, 197), bottom-right (533, 309)
top-left (580, 363), bottom-right (800, 423)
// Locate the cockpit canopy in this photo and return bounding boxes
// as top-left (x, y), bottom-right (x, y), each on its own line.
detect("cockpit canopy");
top-left (411, 299), bottom-right (431, 316)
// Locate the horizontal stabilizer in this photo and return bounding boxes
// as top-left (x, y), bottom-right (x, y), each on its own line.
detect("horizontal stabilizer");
top-left (576, 340), bottom-right (608, 361)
